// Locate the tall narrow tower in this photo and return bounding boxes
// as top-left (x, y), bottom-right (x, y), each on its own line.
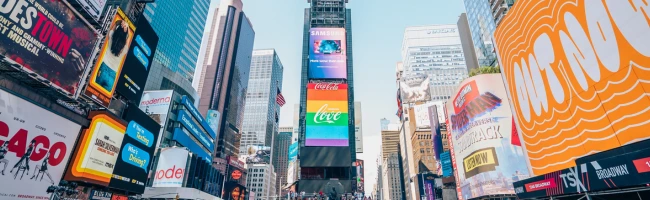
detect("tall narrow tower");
top-left (296, 0), bottom-right (356, 194)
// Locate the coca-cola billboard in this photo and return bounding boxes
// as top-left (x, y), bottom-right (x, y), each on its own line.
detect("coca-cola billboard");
top-left (306, 83), bottom-right (349, 147)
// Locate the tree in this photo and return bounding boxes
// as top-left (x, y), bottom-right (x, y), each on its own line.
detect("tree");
top-left (468, 65), bottom-right (501, 77)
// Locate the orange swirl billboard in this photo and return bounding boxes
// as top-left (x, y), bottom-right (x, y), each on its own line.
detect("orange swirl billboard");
top-left (494, 0), bottom-right (650, 175)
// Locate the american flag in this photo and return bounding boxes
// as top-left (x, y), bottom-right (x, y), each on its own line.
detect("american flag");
top-left (276, 88), bottom-right (286, 107)
top-left (396, 88), bottom-right (403, 119)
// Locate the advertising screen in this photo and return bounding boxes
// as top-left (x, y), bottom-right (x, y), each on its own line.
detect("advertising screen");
top-left (354, 102), bottom-right (363, 153)
top-left (109, 104), bottom-right (160, 193)
top-left (440, 151), bottom-right (453, 177)
top-left (287, 141), bottom-right (298, 184)
top-left (243, 145), bottom-right (271, 164)
top-left (65, 109), bottom-right (158, 194)
top-left (399, 74), bottom-right (431, 104)
top-left (152, 147), bottom-right (189, 188)
top-left (115, 17), bottom-right (159, 103)
top-left (305, 82), bottom-right (349, 146)
top-left (84, 9), bottom-right (135, 107)
top-left (205, 109), bottom-right (221, 135)
top-left (355, 160), bottom-right (364, 193)
top-left (0, 89), bottom-right (82, 200)
top-left (223, 181), bottom-right (246, 200)
top-left (308, 28), bottom-right (347, 79)
top-left (493, 0), bottom-right (650, 175)
top-left (446, 74), bottom-right (530, 199)
top-left (139, 90), bottom-right (173, 149)
top-left (0, 0), bottom-right (98, 96)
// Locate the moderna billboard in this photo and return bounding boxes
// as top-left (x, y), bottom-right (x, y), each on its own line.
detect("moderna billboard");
top-left (493, 0), bottom-right (650, 175)
top-left (446, 74), bottom-right (529, 199)
top-left (306, 82), bottom-right (349, 146)
top-left (309, 28), bottom-right (347, 79)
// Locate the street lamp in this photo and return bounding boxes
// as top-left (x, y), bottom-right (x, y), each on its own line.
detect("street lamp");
top-left (46, 180), bottom-right (78, 200)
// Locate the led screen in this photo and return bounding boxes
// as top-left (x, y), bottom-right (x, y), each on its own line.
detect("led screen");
top-left (308, 28), bottom-right (347, 79)
top-left (306, 82), bottom-right (349, 146)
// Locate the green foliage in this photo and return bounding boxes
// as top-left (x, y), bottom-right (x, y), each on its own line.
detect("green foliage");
top-left (469, 66), bottom-right (501, 77)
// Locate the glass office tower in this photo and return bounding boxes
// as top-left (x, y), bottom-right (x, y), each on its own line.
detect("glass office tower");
top-left (462, 0), bottom-right (497, 67)
top-left (240, 49), bottom-right (284, 153)
top-left (143, 0), bottom-right (210, 82)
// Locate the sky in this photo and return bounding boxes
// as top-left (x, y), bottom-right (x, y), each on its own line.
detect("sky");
top-left (210, 0), bottom-right (466, 195)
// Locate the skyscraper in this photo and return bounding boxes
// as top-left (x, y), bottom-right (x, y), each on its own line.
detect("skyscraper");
top-left (491, 0), bottom-right (517, 26)
top-left (240, 49), bottom-right (284, 154)
top-left (143, 0), bottom-right (210, 81)
top-left (197, 0), bottom-right (255, 159)
top-left (273, 127), bottom-right (293, 196)
top-left (401, 25), bottom-right (468, 102)
top-left (461, 0), bottom-right (498, 67)
top-left (298, 0), bottom-right (356, 194)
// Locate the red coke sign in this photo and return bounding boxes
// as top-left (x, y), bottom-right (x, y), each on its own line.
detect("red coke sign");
top-left (314, 83), bottom-right (340, 90)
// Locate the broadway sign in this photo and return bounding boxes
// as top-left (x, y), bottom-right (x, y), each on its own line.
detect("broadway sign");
top-left (514, 139), bottom-right (650, 199)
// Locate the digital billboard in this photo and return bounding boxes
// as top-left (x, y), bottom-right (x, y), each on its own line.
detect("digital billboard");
top-left (115, 16), bottom-right (159, 103)
top-left (139, 90), bottom-right (173, 149)
top-left (354, 102), bottom-right (363, 153)
top-left (74, 0), bottom-right (108, 21)
top-left (152, 147), bottom-right (189, 188)
top-left (493, 0), bottom-right (650, 176)
top-left (305, 82), bottom-right (349, 146)
top-left (0, 0), bottom-right (98, 96)
top-left (84, 9), bottom-right (135, 107)
top-left (287, 141), bottom-right (298, 184)
top-left (308, 28), bottom-right (347, 79)
top-left (65, 109), bottom-right (159, 194)
top-left (399, 74), bottom-right (431, 104)
top-left (0, 89), bottom-right (82, 200)
top-left (446, 74), bottom-right (530, 199)
top-left (243, 145), bottom-right (271, 164)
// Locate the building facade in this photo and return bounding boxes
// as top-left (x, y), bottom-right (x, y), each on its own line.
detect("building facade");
top-left (381, 123), bottom-right (401, 160)
top-left (491, 0), bottom-right (517, 26)
top-left (240, 49), bottom-right (284, 154)
top-left (144, 60), bottom-right (199, 103)
top-left (401, 25), bottom-right (468, 102)
top-left (457, 13), bottom-right (480, 72)
top-left (247, 164), bottom-right (277, 200)
top-left (197, 0), bottom-right (255, 160)
top-left (297, 0), bottom-right (357, 194)
top-left (461, 0), bottom-right (498, 67)
top-left (143, 0), bottom-right (210, 81)
top-left (382, 153), bottom-right (404, 200)
top-left (274, 128), bottom-right (293, 196)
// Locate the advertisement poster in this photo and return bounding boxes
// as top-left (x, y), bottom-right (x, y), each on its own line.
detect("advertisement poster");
top-left (494, 0), bottom-right (650, 176)
top-left (354, 102), bottom-right (363, 153)
top-left (223, 181), bottom-right (246, 200)
top-left (440, 151), bottom-right (452, 177)
top-left (243, 145), bottom-right (271, 164)
top-left (75, 0), bottom-right (107, 21)
top-left (115, 17), bottom-right (159, 103)
top-left (152, 147), bottom-right (189, 187)
top-left (287, 142), bottom-right (298, 184)
top-left (65, 108), bottom-right (159, 194)
top-left (0, 0), bottom-right (98, 95)
top-left (139, 90), bottom-right (173, 149)
top-left (399, 74), bottom-right (431, 104)
top-left (355, 160), bottom-right (364, 193)
top-left (415, 101), bottom-right (445, 128)
top-left (206, 110), bottom-right (221, 135)
top-left (305, 82), bottom-right (349, 146)
top-left (446, 74), bottom-right (529, 199)
top-left (84, 9), bottom-right (135, 107)
top-left (0, 89), bottom-right (82, 199)
top-left (308, 28), bottom-right (347, 79)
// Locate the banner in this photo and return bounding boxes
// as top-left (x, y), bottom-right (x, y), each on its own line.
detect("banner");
top-left (514, 139), bottom-right (650, 199)
top-left (152, 147), bottom-right (189, 187)
top-left (440, 151), bottom-right (453, 177)
top-left (139, 90), bottom-right (173, 149)
top-left (415, 101), bottom-right (445, 129)
top-left (74, 0), bottom-right (108, 21)
top-left (400, 74), bottom-right (431, 104)
top-left (205, 110), bottom-right (221, 136)
top-left (354, 102), bottom-right (363, 153)
top-left (84, 9), bottom-right (134, 107)
top-left (355, 160), bottom-right (364, 193)
top-left (494, 0), bottom-right (650, 175)
top-left (287, 142), bottom-right (298, 184)
top-left (305, 82), bottom-right (349, 146)
top-left (0, 89), bottom-right (82, 200)
top-left (0, 0), bottom-right (98, 96)
top-left (446, 74), bottom-right (529, 199)
top-left (308, 28), bottom-right (347, 79)
top-left (115, 16), bottom-right (159, 103)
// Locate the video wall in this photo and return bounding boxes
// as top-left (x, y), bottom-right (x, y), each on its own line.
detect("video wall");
top-left (308, 28), bottom-right (347, 79)
top-left (305, 82), bottom-right (349, 146)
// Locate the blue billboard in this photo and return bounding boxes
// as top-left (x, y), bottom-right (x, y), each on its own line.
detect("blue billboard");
top-left (441, 151), bottom-right (453, 177)
top-left (177, 109), bottom-right (213, 152)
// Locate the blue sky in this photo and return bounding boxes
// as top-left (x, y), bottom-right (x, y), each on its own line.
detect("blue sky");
top-left (215, 0), bottom-right (466, 194)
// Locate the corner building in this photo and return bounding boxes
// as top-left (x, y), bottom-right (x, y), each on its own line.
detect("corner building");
top-left (297, 0), bottom-right (357, 195)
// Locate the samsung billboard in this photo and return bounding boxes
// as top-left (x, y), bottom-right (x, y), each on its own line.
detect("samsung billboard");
top-left (308, 28), bottom-right (347, 79)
